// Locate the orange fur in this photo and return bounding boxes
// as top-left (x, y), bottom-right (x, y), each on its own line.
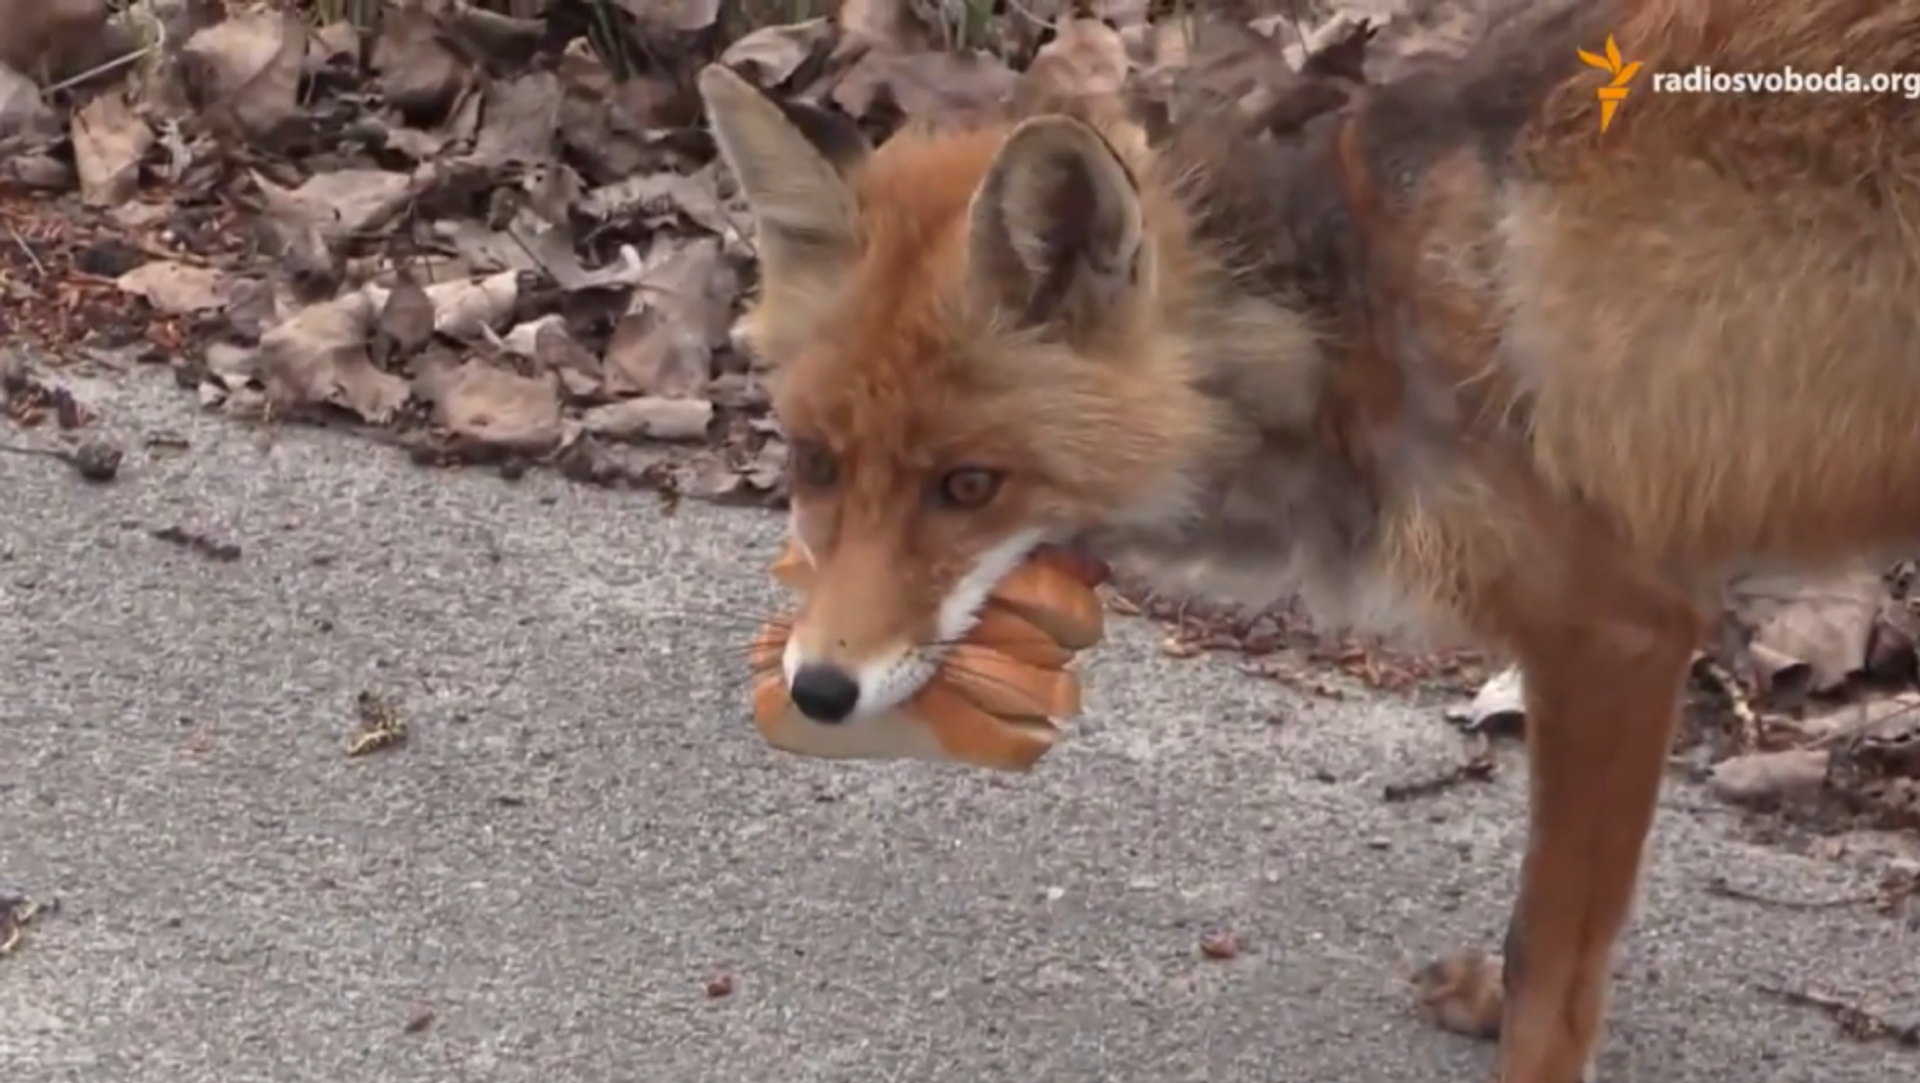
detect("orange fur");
top-left (701, 1), bottom-right (1920, 1078)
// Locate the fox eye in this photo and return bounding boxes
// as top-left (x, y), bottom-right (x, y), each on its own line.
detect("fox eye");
top-left (789, 441), bottom-right (840, 489)
top-left (933, 467), bottom-right (1004, 509)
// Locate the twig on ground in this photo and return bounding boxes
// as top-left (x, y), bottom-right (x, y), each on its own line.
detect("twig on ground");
top-left (149, 524), bottom-right (243, 562)
top-left (1758, 984), bottom-right (1920, 1047)
top-left (43, 0), bottom-right (170, 97)
top-left (7, 223), bottom-right (46, 276)
top-left (0, 439), bottom-right (123, 482)
top-left (1703, 875), bottom-right (1877, 911)
top-left (1382, 739), bottom-right (1497, 802)
top-left (1696, 656), bottom-right (1761, 750)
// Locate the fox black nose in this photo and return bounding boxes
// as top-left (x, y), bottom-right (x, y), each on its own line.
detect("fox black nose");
top-left (790, 664), bottom-right (861, 723)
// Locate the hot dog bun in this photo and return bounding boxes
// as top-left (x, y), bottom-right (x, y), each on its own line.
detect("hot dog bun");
top-left (941, 642), bottom-right (1082, 719)
top-left (767, 538), bottom-right (1105, 653)
top-left (984, 553), bottom-right (1106, 651)
top-left (750, 670), bottom-right (1058, 772)
top-left (963, 603), bottom-right (1075, 669)
top-left (748, 539), bottom-right (1101, 771)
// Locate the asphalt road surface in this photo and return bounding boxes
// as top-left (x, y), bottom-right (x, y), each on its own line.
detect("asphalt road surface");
top-left (4, 371), bottom-right (1916, 1083)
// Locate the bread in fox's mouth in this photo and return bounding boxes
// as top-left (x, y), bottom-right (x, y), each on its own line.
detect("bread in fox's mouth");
top-left (747, 620), bottom-right (1071, 771)
top-left (747, 542), bottom-right (1101, 771)
top-left (768, 540), bottom-right (1108, 649)
top-left (749, 665), bottom-right (1063, 771)
top-left (984, 546), bottom-right (1108, 651)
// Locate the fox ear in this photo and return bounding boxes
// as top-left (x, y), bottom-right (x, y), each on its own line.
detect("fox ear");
top-left (697, 64), bottom-right (870, 302)
top-left (966, 115), bottom-right (1144, 344)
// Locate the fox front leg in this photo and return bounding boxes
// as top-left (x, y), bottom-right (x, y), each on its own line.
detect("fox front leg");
top-left (1416, 586), bottom-right (1697, 1082)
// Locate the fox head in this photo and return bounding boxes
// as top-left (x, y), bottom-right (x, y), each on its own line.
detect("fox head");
top-left (698, 65), bottom-right (1234, 723)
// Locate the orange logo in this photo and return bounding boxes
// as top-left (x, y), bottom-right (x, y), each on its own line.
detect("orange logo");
top-left (1578, 35), bottom-right (1643, 132)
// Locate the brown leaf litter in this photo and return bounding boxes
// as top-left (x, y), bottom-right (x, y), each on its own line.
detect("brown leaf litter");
top-left (1688, 565), bottom-right (1920, 837)
top-left (1444, 563), bottom-right (1920, 837)
top-left (0, 0), bottom-right (1917, 841)
top-left (0, 0), bottom-right (1463, 515)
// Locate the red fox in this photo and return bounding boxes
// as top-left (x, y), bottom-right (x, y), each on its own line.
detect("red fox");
top-left (697, 0), bottom-right (1920, 1078)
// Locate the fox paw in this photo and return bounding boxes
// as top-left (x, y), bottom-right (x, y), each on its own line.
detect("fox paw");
top-left (1411, 949), bottom-right (1504, 1040)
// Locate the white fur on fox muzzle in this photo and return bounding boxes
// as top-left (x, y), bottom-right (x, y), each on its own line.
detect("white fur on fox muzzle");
top-left (933, 528), bottom-right (1047, 643)
top-left (781, 527), bottom-right (1048, 720)
top-left (782, 635), bottom-right (926, 720)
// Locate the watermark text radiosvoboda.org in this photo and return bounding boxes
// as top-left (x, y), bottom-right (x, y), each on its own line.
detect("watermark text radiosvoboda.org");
top-left (1578, 34), bottom-right (1920, 133)
top-left (1654, 65), bottom-right (1920, 99)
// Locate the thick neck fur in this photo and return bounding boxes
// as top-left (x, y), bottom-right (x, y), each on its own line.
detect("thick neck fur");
top-left (1083, 97), bottom-right (1391, 623)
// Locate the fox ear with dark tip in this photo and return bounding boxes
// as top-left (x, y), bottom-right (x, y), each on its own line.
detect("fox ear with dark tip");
top-left (965, 115), bottom-right (1146, 347)
top-left (696, 64), bottom-right (870, 325)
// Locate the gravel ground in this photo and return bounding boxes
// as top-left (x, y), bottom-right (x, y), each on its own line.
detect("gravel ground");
top-left (2, 370), bottom-right (1915, 1083)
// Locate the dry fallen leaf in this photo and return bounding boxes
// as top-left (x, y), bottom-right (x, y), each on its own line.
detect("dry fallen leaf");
top-left (603, 237), bottom-right (733, 398)
top-left (1746, 641), bottom-right (1813, 702)
top-left (619, 0), bottom-right (720, 33)
top-left (718, 18), bottom-right (836, 89)
top-left (225, 13), bottom-right (308, 142)
top-left (420, 359), bottom-right (566, 454)
top-left (180, 11), bottom-right (307, 142)
top-left (1707, 748), bottom-right (1831, 808)
top-left (437, 272), bottom-right (522, 340)
top-left (832, 49), bottom-right (1019, 124)
top-left (371, 269), bottom-right (437, 368)
top-left (434, 215), bottom-right (582, 281)
top-left (362, 271), bottom-right (521, 342)
top-left (1447, 665), bottom-right (1526, 735)
top-left (579, 167), bottom-right (731, 238)
top-left (472, 72), bottom-right (562, 167)
top-left (253, 292), bottom-right (412, 423)
top-left (583, 396), bottom-right (714, 443)
top-left (116, 261), bottom-right (228, 315)
top-left (1730, 566), bottom-right (1886, 694)
top-left (1822, 702), bottom-right (1920, 828)
top-left (372, 2), bottom-right (470, 119)
top-left (179, 11), bottom-right (282, 95)
top-left (530, 319), bottom-right (606, 398)
top-left (252, 167), bottom-right (419, 242)
top-left (1797, 693), bottom-right (1920, 747)
top-left (71, 93), bottom-right (152, 206)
